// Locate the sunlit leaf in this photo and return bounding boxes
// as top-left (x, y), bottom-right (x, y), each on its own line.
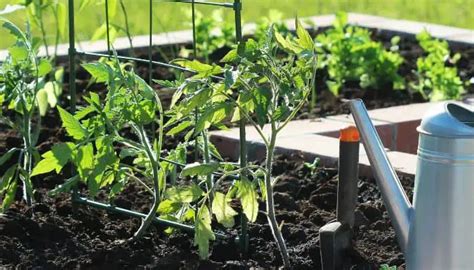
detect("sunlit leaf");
top-left (237, 178), bottom-right (258, 222)
top-left (212, 192), bottom-right (237, 228)
top-left (180, 162), bottom-right (219, 177)
top-left (194, 205), bottom-right (215, 259)
top-left (58, 106), bottom-right (88, 140)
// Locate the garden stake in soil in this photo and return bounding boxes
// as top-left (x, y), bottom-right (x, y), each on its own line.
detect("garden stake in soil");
top-left (232, 0), bottom-right (250, 255)
top-left (320, 126), bottom-right (360, 270)
top-left (68, 0), bottom-right (79, 205)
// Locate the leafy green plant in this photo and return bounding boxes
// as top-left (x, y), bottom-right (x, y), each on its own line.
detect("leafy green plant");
top-left (316, 12), bottom-right (404, 96)
top-left (0, 19), bottom-right (60, 211)
top-left (411, 30), bottom-right (465, 101)
top-left (220, 20), bottom-right (317, 268)
top-left (31, 54), bottom-right (165, 239)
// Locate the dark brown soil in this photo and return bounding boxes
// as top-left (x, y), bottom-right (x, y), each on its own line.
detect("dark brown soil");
top-left (0, 153), bottom-right (412, 269)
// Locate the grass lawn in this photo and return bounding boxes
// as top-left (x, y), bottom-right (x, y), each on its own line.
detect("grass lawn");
top-left (0, 0), bottom-right (472, 49)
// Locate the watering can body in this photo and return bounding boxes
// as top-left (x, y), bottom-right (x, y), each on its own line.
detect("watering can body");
top-left (408, 103), bottom-right (474, 269)
top-left (350, 100), bottom-right (474, 270)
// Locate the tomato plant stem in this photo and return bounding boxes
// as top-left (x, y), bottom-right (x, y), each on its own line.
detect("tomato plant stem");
top-left (20, 100), bottom-right (33, 207)
top-left (202, 130), bottom-right (214, 201)
top-left (265, 124), bottom-right (290, 268)
top-left (132, 126), bottom-right (161, 239)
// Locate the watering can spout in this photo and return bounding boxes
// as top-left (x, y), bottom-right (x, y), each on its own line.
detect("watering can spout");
top-left (349, 99), bottom-right (413, 253)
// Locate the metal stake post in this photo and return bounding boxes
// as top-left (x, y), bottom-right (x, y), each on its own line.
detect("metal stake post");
top-left (320, 126), bottom-right (360, 270)
top-left (68, 0), bottom-right (79, 202)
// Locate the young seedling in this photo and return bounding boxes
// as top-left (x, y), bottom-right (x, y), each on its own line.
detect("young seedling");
top-left (221, 20), bottom-right (317, 268)
top-left (411, 30), bottom-right (465, 101)
top-left (0, 19), bottom-right (60, 210)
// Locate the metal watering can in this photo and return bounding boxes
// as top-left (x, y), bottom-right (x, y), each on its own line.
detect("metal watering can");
top-left (349, 99), bottom-right (474, 269)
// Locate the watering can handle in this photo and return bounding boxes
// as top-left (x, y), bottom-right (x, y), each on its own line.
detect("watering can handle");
top-left (349, 99), bottom-right (413, 253)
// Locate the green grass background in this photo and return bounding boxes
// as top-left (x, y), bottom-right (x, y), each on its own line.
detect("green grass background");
top-left (0, 0), bottom-right (473, 50)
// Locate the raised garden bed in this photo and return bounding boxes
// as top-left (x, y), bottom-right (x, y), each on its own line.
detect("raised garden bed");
top-left (1, 9), bottom-right (473, 269)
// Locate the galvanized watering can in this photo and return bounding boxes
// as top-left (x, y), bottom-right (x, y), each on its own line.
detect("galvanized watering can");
top-left (349, 99), bottom-right (474, 270)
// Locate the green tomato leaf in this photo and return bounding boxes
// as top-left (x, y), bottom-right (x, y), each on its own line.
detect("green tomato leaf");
top-left (194, 205), bottom-right (215, 259)
top-left (157, 199), bottom-right (182, 214)
top-left (174, 59), bottom-right (222, 78)
top-left (0, 148), bottom-right (19, 167)
top-left (36, 88), bottom-right (49, 116)
top-left (274, 29), bottom-right (300, 54)
top-left (45, 81), bottom-right (60, 108)
top-left (1, 180), bottom-right (17, 212)
top-left (165, 184), bottom-right (203, 203)
top-left (167, 120), bottom-right (192, 136)
top-left (212, 192), bottom-right (237, 228)
top-left (8, 45), bottom-right (28, 62)
top-left (58, 106), bottom-right (88, 140)
top-left (1, 18), bottom-right (27, 43)
top-left (220, 49), bottom-right (238, 63)
top-left (295, 18), bottom-right (314, 50)
top-left (74, 143), bottom-right (94, 181)
top-left (82, 62), bottom-right (110, 83)
top-left (195, 103), bottom-right (231, 134)
top-left (31, 142), bottom-right (74, 176)
top-left (38, 59), bottom-right (52, 77)
top-left (237, 178), bottom-right (258, 222)
top-left (0, 166), bottom-right (17, 194)
top-left (180, 162), bottom-right (219, 178)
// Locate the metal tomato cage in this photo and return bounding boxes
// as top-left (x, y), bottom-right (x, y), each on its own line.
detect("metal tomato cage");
top-left (67, 0), bottom-right (250, 253)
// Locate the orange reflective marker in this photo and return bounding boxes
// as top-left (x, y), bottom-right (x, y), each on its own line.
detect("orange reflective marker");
top-left (339, 126), bottom-right (360, 142)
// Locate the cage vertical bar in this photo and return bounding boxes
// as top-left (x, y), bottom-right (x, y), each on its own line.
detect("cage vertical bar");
top-left (105, 0), bottom-right (111, 55)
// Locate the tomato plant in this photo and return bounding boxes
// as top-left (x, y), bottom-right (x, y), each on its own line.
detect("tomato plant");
top-left (0, 19), bottom-right (61, 211)
top-left (31, 54), bottom-right (166, 239)
top-left (220, 20), bottom-right (317, 268)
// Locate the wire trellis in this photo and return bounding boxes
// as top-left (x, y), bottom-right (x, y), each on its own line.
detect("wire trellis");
top-left (67, 0), bottom-right (249, 253)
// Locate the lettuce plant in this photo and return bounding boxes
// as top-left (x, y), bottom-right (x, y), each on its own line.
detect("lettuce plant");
top-left (411, 30), bottom-right (465, 101)
top-left (0, 19), bottom-right (60, 211)
top-left (316, 12), bottom-right (404, 96)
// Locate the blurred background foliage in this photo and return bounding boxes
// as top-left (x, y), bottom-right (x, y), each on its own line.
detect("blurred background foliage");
top-left (0, 0), bottom-right (472, 49)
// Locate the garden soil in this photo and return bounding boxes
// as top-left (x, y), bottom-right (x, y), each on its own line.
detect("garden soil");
top-left (0, 153), bottom-right (412, 269)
